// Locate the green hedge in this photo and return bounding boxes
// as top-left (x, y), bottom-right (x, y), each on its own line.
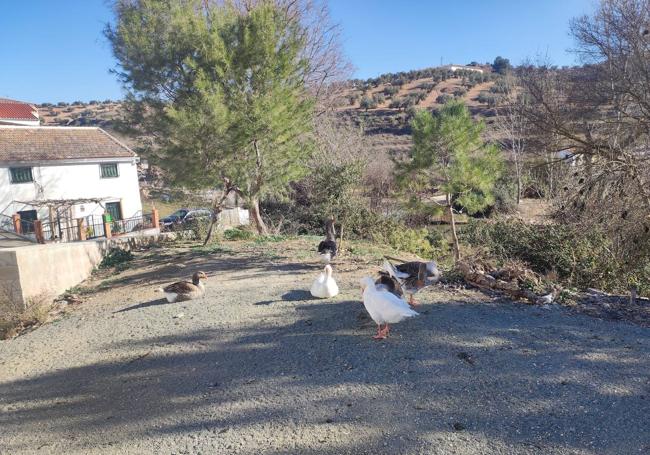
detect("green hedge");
top-left (461, 219), bottom-right (619, 290)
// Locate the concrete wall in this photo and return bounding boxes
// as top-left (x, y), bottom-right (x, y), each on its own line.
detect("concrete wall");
top-left (0, 158), bottom-right (143, 220)
top-left (0, 230), bottom-right (167, 314)
top-left (219, 207), bottom-right (249, 228)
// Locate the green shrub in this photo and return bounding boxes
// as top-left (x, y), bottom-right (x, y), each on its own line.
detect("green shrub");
top-left (184, 218), bottom-right (215, 242)
top-left (359, 96), bottom-right (377, 111)
top-left (453, 87), bottom-right (467, 97)
top-left (384, 85), bottom-right (399, 96)
top-left (492, 179), bottom-right (518, 214)
top-left (99, 248), bottom-right (134, 269)
top-left (254, 234), bottom-right (286, 243)
top-left (461, 219), bottom-right (619, 290)
top-left (356, 212), bottom-right (444, 259)
top-left (490, 78), bottom-right (509, 94)
top-left (386, 227), bottom-right (434, 258)
top-left (223, 227), bottom-right (255, 240)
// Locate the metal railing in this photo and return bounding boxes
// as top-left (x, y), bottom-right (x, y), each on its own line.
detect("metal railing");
top-left (0, 214), bottom-right (36, 236)
top-left (42, 220), bottom-right (80, 242)
top-left (110, 213), bottom-right (155, 236)
top-left (0, 212), bottom-right (157, 243)
top-left (86, 216), bottom-right (106, 239)
top-left (0, 214), bottom-right (13, 232)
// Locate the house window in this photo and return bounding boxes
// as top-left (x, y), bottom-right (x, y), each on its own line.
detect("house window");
top-left (10, 167), bottom-right (33, 183)
top-left (100, 163), bottom-right (119, 178)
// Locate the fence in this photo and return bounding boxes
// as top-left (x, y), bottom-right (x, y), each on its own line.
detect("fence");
top-left (1, 210), bottom-right (159, 244)
top-left (86, 216), bottom-right (106, 239)
top-left (41, 221), bottom-right (81, 243)
top-left (111, 213), bottom-right (154, 236)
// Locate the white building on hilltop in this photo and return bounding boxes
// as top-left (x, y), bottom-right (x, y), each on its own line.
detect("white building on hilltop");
top-left (443, 64), bottom-right (485, 74)
top-left (0, 125), bottom-right (142, 236)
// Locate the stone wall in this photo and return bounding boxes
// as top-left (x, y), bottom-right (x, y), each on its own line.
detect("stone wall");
top-left (0, 230), bottom-right (170, 314)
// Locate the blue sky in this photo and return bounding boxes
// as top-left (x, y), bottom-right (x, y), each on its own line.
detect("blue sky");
top-left (0, 0), bottom-right (595, 103)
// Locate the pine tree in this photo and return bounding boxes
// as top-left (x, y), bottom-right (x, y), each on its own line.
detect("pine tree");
top-left (398, 101), bottom-right (502, 261)
top-left (107, 0), bottom-right (320, 238)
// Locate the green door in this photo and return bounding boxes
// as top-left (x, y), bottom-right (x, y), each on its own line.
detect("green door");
top-left (105, 202), bottom-right (122, 221)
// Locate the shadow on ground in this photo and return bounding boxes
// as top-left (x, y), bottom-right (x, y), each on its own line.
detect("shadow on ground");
top-left (1, 295), bottom-right (649, 454)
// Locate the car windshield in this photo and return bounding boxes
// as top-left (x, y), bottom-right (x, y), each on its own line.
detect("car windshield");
top-left (169, 210), bottom-right (188, 219)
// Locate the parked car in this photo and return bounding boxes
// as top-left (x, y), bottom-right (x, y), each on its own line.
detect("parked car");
top-left (161, 208), bottom-right (213, 230)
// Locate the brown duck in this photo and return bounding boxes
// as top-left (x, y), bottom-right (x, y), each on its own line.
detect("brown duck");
top-left (157, 271), bottom-right (208, 302)
top-left (382, 259), bottom-right (442, 306)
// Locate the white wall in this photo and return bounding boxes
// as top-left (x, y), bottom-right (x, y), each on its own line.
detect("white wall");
top-left (1, 230), bottom-right (166, 312)
top-left (447, 65), bottom-right (484, 74)
top-left (0, 159), bottom-right (143, 221)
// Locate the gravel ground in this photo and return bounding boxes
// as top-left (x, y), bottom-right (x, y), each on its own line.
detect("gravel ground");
top-left (0, 239), bottom-right (649, 455)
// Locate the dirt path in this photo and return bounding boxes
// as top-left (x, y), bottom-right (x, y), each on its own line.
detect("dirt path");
top-left (1, 239), bottom-right (649, 454)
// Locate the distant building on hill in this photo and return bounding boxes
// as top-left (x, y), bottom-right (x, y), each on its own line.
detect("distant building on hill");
top-left (443, 64), bottom-right (484, 74)
top-left (0, 98), bottom-right (40, 126)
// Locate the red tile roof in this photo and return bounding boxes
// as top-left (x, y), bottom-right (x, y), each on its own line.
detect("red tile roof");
top-left (0, 98), bottom-right (39, 121)
top-left (0, 126), bottom-right (136, 162)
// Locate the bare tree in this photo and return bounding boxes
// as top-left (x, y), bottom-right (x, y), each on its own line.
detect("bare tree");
top-left (518, 0), bottom-right (650, 294)
top-left (491, 73), bottom-right (527, 205)
top-left (229, 0), bottom-right (352, 112)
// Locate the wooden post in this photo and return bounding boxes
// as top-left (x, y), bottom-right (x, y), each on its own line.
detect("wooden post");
top-left (12, 214), bottom-right (21, 234)
top-left (34, 220), bottom-right (44, 244)
top-left (151, 207), bottom-right (160, 229)
top-left (103, 214), bottom-right (112, 239)
top-left (77, 218), bottom-right (87, 241)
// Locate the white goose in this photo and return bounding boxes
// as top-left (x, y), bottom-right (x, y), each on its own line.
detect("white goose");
top-left (310, 265), bottom-right (339, 298)
top-left (360, 276), bottom-right (419, 339)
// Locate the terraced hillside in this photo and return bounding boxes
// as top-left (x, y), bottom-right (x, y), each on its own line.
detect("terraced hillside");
top-left (35, 66), bottom-right (504, 160)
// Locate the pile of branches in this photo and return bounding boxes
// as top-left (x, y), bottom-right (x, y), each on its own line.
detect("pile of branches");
top-left (455, 257), bottom-right (560, 305)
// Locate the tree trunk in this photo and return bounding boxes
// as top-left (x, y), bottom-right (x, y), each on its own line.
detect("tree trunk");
top-left (203, 178), bottom-right (237, 246)
top-left (249, 197), bottom-right (268, 235)
top-left (630, 286), bottom-right (638, 306)
top-left (338, 223), bottom-right (344, 256)
top-left (447, 195), bottom-right (460, 262)
top-left (203, 214), bottom-right (222, 246)
top-left (515, 159), bottom-right (522, 205)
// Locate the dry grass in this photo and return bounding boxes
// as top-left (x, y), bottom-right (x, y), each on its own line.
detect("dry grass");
top-left (515, 198), bottom-right (552, 223)
top-left (0, 292), bottom-right (53, 340)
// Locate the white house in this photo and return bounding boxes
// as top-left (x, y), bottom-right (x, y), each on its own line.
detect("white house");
top-left (0, 126), bottom-right (143, 235)
top-left (0, 98), bottom-right (40, 126)
top-left (443, 64), bottom-right (484, 74)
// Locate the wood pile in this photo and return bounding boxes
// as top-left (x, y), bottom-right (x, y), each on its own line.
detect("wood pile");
top-left (456, 260), bottom-right (559, 305)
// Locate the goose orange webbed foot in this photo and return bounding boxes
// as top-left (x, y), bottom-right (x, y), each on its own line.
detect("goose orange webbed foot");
top-left (373, 324), bottom-right (389, 340)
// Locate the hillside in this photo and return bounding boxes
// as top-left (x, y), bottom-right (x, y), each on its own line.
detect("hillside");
top-left (37, 100), bottom-right (122, 128)
top-left (35, 65), bottom-right (504, 158)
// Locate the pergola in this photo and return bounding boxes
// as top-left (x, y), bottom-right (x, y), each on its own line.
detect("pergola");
top-left (14, 198), bottom-right (113, 238)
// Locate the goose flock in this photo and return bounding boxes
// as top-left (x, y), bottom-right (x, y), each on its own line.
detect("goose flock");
top-left (156, 219), bottom-right (441, 340)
